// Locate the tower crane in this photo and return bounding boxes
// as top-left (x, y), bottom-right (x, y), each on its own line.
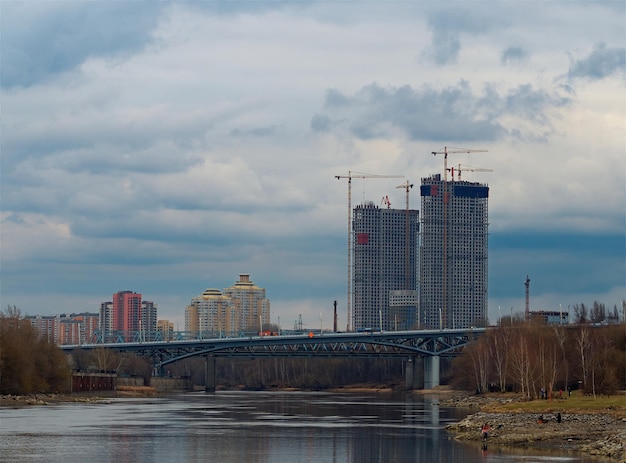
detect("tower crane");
top-left (396, 180), bottom-right (414, 304)
top-left (456, 164), bottom-right (493, 181)
top-left (335, 171), bottom-right (404, 331)
top-left (431, 146), bottom-right (488, 182)
top-left (381, 195), bottom-right (391, 209)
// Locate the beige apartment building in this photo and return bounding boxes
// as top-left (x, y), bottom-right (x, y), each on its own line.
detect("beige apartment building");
top-left (185, 274), bottom-right (270, 337)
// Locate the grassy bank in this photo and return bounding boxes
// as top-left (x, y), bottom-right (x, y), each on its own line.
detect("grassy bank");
top-left (481, 392), bottom-right (626, 417)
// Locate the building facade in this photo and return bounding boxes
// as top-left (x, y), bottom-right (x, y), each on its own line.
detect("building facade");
top-left (157, 319), bottom-right (175, 340)
top-left (99, 291), bottom-right (159, 341)
top-left (352, 203), bottom-right (419, 331)
top-left (141, 301), bottom-right (158, 339)
top-left (419, 174), bottom-right (489, 329)
top-left (27, 312), bottom-right (100, 345)
top-left (112, 291), bottom-right (142, 336)
top-left (223, 274), bottom-right (270, 332)
top-left (27, 315), bottom-right (62, 344)
top-left (185, 288), bottom-right (234, 337)
top-left (186, 274), bottom-right (270, 336)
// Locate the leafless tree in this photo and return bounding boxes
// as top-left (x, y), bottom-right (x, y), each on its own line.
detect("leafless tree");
top-left (489, 328), bottom-right (509, 392)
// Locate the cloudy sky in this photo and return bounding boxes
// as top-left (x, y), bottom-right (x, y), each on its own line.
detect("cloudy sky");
top-left (1, 1), bottom-right (624, 331)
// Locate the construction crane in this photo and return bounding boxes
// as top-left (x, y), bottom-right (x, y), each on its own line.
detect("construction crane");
top-left (430, 146), bottom-right (487, 329)
top-left (396, 180), bottom-right (414, 300)
top-left (335, 171), bottom-right (404, 331)
top-left (456, 164), bottom-right (493, 181)
top-left (431, 146), bottom-right (488, 182)
top-left (381, 195), bottom-right (391, 209)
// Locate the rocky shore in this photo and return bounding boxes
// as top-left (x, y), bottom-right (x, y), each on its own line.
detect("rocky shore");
top-left (0, 387), bottom-right (157, 407)
top-left (442, 393), bottom-right (626, 462)
top-left (0, 393), bottom-right (113, 407)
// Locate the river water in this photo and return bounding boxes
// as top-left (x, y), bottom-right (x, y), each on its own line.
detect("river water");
top-left (0, 391), bottom-right (611, 463)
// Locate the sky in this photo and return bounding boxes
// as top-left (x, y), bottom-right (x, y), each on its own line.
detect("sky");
top-left (1, 1), bottom-right (624, 332)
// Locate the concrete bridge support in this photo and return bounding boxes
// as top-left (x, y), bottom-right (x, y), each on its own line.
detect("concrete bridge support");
top-left (405, 357), bottom-right (424, 390)
top-left (424, 355), bottom-right (440, 389)
top-left (205, 355), bottom-right (216, 393)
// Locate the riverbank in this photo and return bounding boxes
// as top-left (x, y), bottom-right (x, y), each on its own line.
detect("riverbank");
top-left (0, 386), bottom-right (157, 407)
top-left (442, 391), bottom-right (626, 462)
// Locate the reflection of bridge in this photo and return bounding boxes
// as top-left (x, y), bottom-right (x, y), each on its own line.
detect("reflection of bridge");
top-left (62, 328), bottom-right (485, 391)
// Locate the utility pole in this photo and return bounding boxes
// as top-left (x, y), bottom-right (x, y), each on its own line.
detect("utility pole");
top-left (524, 275), bottom-right (530, 320)
top-left (335, 171), bottom-right (403, 331)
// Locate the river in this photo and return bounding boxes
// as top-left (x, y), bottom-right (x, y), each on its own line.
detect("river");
top-left (0, 391), bottom-right (612, 463)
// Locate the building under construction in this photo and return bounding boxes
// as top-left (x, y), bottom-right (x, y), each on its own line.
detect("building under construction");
top-left (419, 174), bottom-right (489, 329)
top-left (352, 202), bottom-right (419, 331)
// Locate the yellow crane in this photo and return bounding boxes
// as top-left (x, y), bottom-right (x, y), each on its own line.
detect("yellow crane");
top-left (335, 171), bottom-right (404, 331)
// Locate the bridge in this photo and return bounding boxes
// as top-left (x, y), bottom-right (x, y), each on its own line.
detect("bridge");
top-left (62, 328), bottom-right (486, 391)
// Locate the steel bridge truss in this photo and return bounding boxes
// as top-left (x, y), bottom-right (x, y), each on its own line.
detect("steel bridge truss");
top-left (63, 329), bottom-right (484, 372)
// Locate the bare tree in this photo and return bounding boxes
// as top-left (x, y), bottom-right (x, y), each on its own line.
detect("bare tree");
top-left (552, 325), bottom-right (569, 390)
top-left (590, 301), bottom-right (606, 324)
top-left (509, 328), bottom-right (533, 398)
top-left (575, 326), bottom-right (591, 393)
top-left (467, 338), bottom-right (490, 393)
top-left (489, 327), bottom-right (510, 392)
top-left (573, 303), bottom-right (588, 324)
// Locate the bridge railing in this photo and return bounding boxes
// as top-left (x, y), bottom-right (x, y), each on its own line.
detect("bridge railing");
top-left (81, 329), bottom-right (314, 346)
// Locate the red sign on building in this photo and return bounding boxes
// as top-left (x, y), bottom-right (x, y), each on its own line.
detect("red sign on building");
top-left (356, 233), bottom-right (369, 245)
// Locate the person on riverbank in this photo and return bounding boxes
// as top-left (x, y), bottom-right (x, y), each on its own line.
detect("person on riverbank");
top-left (481, 423), bottom-right (491, 440)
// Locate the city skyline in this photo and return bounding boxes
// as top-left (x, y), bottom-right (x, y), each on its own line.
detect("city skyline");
top-left (1, 2), bottom-right (624, 331)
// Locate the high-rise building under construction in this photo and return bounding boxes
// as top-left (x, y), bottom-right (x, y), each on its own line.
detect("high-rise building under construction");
top-left (419, 174), bottom-right (489, 329)
top-left (352, 203), bottom-right (419, 331)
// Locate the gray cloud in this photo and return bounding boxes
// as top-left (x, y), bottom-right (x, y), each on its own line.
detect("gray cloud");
top-left (313, 81), bottom-right (570, 143)
top-left (310, 114), bottom-right (331, 132)
top-left (424, 6), bottom-right (506, 65)
top-left (501, 46), bottom-right (529, 65)
top-left (428, 29), bottom-right (461, 65)
top-left (568, 43), bottom-right (626, 80)
top-left (1, 2), bottom-right (164, 88)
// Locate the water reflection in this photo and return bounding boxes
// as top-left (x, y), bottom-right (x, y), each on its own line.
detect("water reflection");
top-left (0, 392), bottom-right (612, 463)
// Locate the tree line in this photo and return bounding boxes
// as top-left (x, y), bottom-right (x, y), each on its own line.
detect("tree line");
top-left (448, 317), bottom-right (625, 398)
top-left (0, 306), bottom-right (70, 394)
top-left (571, 301), bottom-right (622, 324)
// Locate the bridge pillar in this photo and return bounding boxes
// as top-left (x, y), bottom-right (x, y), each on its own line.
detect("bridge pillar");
top-left (205, 355), bottom-right (216, 393)
top-left (405, 357), bottom-right (424, 390)
top-left (414, 356), bottom-right (424, 389)
top-left (405, 358), bottom-right (415, 389)
top-left (424, 355), bottom-right (440, 389)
